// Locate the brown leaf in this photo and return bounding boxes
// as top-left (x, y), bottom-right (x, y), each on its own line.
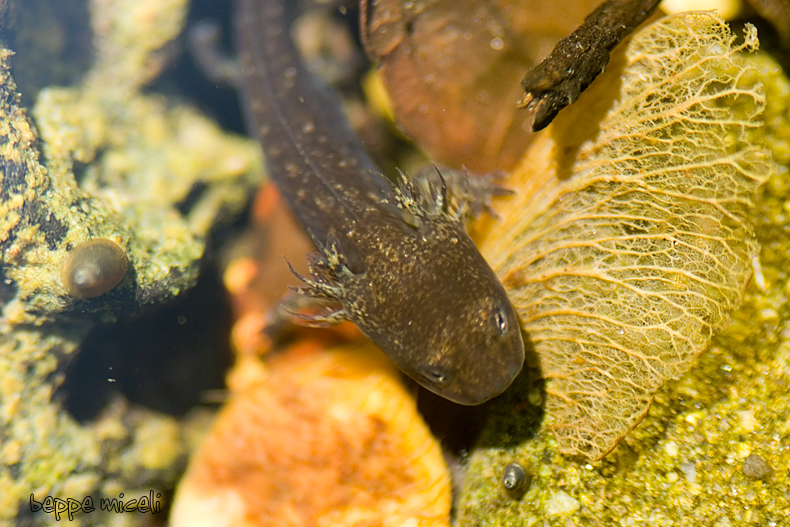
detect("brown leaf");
top-left (362, 0), bottom-right (601, 172)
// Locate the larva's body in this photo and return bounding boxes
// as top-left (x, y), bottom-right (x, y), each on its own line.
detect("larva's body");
top-left (234, 0), bottom-right (524, 404)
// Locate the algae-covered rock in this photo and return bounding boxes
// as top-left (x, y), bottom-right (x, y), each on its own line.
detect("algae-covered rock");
top-left (0, 323), bottom-right (215, 527)
top-left (459, 12), bottom-right (790, 526)
top-left (0, 0), bottom-right (263, 524)
top-left (0, 0), bottom-right (262, 324)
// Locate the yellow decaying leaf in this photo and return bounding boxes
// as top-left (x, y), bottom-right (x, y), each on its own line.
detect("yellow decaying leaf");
top-left (481, 12), bottom-right (775, 460)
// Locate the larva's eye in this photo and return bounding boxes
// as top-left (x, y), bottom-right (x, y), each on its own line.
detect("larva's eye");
top-left (419, 367), bottom-right (451, 386)
top-left (494, 306), bottom-right (508, 335)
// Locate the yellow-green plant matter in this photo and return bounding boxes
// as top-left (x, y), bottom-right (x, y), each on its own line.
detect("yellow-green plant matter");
top-left (481, 12), bottom-right (775, 461)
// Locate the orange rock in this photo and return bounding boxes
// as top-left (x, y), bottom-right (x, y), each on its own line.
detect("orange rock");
top-left (170, 342), bottom-right (451, 527)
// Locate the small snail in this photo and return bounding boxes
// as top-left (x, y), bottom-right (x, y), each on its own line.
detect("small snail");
top-left (61, 239), bottom-right (128, 299)
top-left (501, 461), bottom-right (530, 498)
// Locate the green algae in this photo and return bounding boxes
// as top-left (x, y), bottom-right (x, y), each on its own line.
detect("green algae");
top-left (459, 16), bottom-right (790, 527)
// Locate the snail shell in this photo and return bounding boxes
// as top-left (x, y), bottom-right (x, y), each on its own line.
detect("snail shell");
top-left (501, 462), bottom-right (530, 497)
top-left (61, 239), bottom-right (128, 299)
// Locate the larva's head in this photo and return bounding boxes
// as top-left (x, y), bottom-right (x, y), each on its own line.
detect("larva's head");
top-left (346, 219), bottom-right (525, 405)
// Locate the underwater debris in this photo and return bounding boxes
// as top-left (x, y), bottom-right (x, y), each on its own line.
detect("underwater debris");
top-left (742, 453), bottom-right (773, 480)
top-left (361, 0), bottom-right (604, 171)
top-left (518, 0), bottom-right (661, 131)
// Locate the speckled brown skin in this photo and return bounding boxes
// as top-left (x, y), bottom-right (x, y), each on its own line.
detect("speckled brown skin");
top-left (234, 0), bottom-right (524, 404)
